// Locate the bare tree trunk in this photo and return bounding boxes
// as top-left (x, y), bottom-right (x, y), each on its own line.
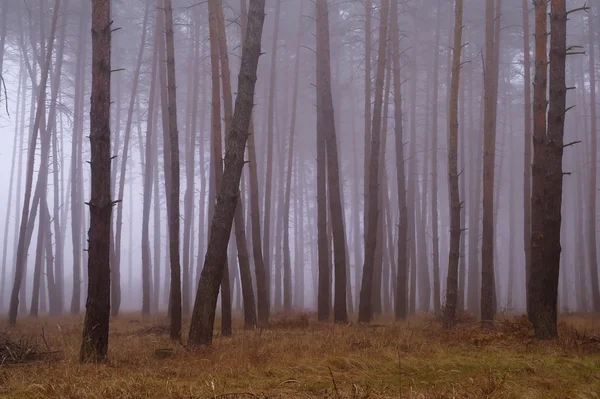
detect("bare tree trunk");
top-left (114, 3), bottom-right (149, 316)
top-left (430, 0), bottom-right (442, 317)
top-left (444, 0), bottom-right (463, 327)
top-left (390, 0), bottom-right (408, 320)
top-left (142, 23), bottom-right (160, 315)
top-left (359, 0), bottom-right (389, 323)
top-left (188, 0), bottom-right (265, 345)
top-left (9, 0), bottom-right (60, 325)
top-left (586, 9), bottom-right (600, 311)
top-left (80, 0), bottom-right (112, 362)
top-left (282, 0), bottom-right (304, 312)
top-left (529, 0), bottom-right (566, 339)
top-left (481, 0), bottom-right (498, 326)
top-left (70, 18), bottom-right (87, 315)
top-left (0, 62), bottom-right (24, 309)
top-left (522, 0), bottom-right (533, 319)
top-left (316, 0), bottom-right (348, 323)
top-left (263, 0), bottom-right (282, 306)
top-left (163, 0), bottom-right (182, 340)
top-left (241, 0), bottom-right (269, 326)
top-left (364, 0), bottom-right (372, 254)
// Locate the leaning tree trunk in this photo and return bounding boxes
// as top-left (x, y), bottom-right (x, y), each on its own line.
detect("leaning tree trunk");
top-left (80, 0), bottom-right (112, 362)
top-left (216, 0), bottom-right (256, 330)
top-left (163, 0), bottom-right (182, 341)
top-left (444, 0), bottom-right (463, 328)
top-left (240, 0), bottom-right (269, 325)
top-left (188, 0), bottom-right (266, 346)
top-left (358, 0), bottom-right (389, 324)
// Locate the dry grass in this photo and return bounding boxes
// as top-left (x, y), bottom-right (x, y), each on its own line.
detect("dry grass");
top-left (0, 312), bottom-right (599, 398)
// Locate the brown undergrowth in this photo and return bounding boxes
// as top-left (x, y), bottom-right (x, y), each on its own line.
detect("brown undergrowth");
top-left (0, 312), bottom-right (599, 398)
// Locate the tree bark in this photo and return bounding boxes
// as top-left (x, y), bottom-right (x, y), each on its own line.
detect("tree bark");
top-left (529, 0), bottom-right (566, 339)
top-left (80, 0), bottom-right (112, 362)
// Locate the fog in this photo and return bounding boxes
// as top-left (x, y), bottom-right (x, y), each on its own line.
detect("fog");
top-left (0, 0), bottom-right (593, 326)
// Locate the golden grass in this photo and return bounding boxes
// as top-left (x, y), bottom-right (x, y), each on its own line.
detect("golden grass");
top-left (0, 312), bottom-right (599, 398)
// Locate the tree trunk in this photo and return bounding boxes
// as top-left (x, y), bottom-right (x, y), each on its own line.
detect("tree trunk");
top-left (359, 0), bottom-right (389, 324)
top-left (529, 0), bottom-right (566, 339)
top-left (80, 0), bottom-right (112, 362)
top-left (164, 0), bottom-right (182, 340)
top-left (481, 0), bottom-right (498, 326)
top-left (430, 0), bottom-right (442, 317)
top-left (216, 0), bottom-right (256, 329)
top-left (142, 22), bottom-right (160, 315)
top-left (9, 0), bottom-right (60, 325)
top-left (263, 0), bottom-right (281, 306)
top-left (587, 9), bottom-right (600, 311)
top-left (444, 0), bottom-right (463, 327)
top-left (316, 0), bottom-right (348, 323)
top-left (522, 0), bottom-right (533, 319)
top-left (241, 0), bottom-right (269, 326)
top-left (188, 0), bottom-right (265, 346)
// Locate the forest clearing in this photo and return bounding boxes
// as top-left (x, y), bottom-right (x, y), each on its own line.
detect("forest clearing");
top-left (1, 313), bottom-right (600, 398)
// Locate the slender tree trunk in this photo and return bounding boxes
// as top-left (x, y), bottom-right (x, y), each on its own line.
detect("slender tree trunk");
top-left (364, 0), bottom-right (372, 254)
top-left (316, 0), bottom-right (348, 323)
top-left (481, 0), bottom-right (498, 326)
top-left (587, 9), bottom-right (600, 311)
top-left (80, 0), bottom-right (112, 362)
top-left (163, 0), bottom-right (182, 340)
top-left (444, 0), bottom-right (463, 327)
top-left (9, 0), bottom-right (60, 325)
top-left (430, 0), bottom-right (442, 317)
top-left (241, 0), bottom-right (269, 325)
top-left (142, 24), bottom-right (160, 315)
top-left (263, 0), bottom-right (281, 306)
top-left (188, 0), bottom-right (265, 345)
top-left (359, 0), bottom-right (389, 323)
top-left (522, 0), bottom-right (533, 319)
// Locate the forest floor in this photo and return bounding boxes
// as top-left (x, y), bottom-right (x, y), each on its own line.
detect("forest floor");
top-left (0, 312), bottom-right (600, 398)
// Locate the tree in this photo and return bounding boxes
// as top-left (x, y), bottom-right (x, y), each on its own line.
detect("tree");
top-left (586, 8), bottom-right (600, 311)
top-left (80, 0), bottom-right (112, 362)
top-left (9, 0), bottom-right (60, 325)
top-left (215, 0), bottom-right (256, 329)
top-left (316, 0), bottom-right (348, 323)
top-left (240, 0), bottom-right (268, 325)
top-left (164, 0), bottom-right (182, 341)
top-left (528, 0), bottom-right (567, 339)
top-left (188, 0), bottom-right (266, 346)
top-left (283, 0), bottom-right (304, 312)
top-left (359, 0), bottom-right (389, 324)
top-left (481, 0), bottom-right (498, 326)
top-left (444, 0), bottom-right (464, 327)
top-left (522, 0), bottom-right (533, 319)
